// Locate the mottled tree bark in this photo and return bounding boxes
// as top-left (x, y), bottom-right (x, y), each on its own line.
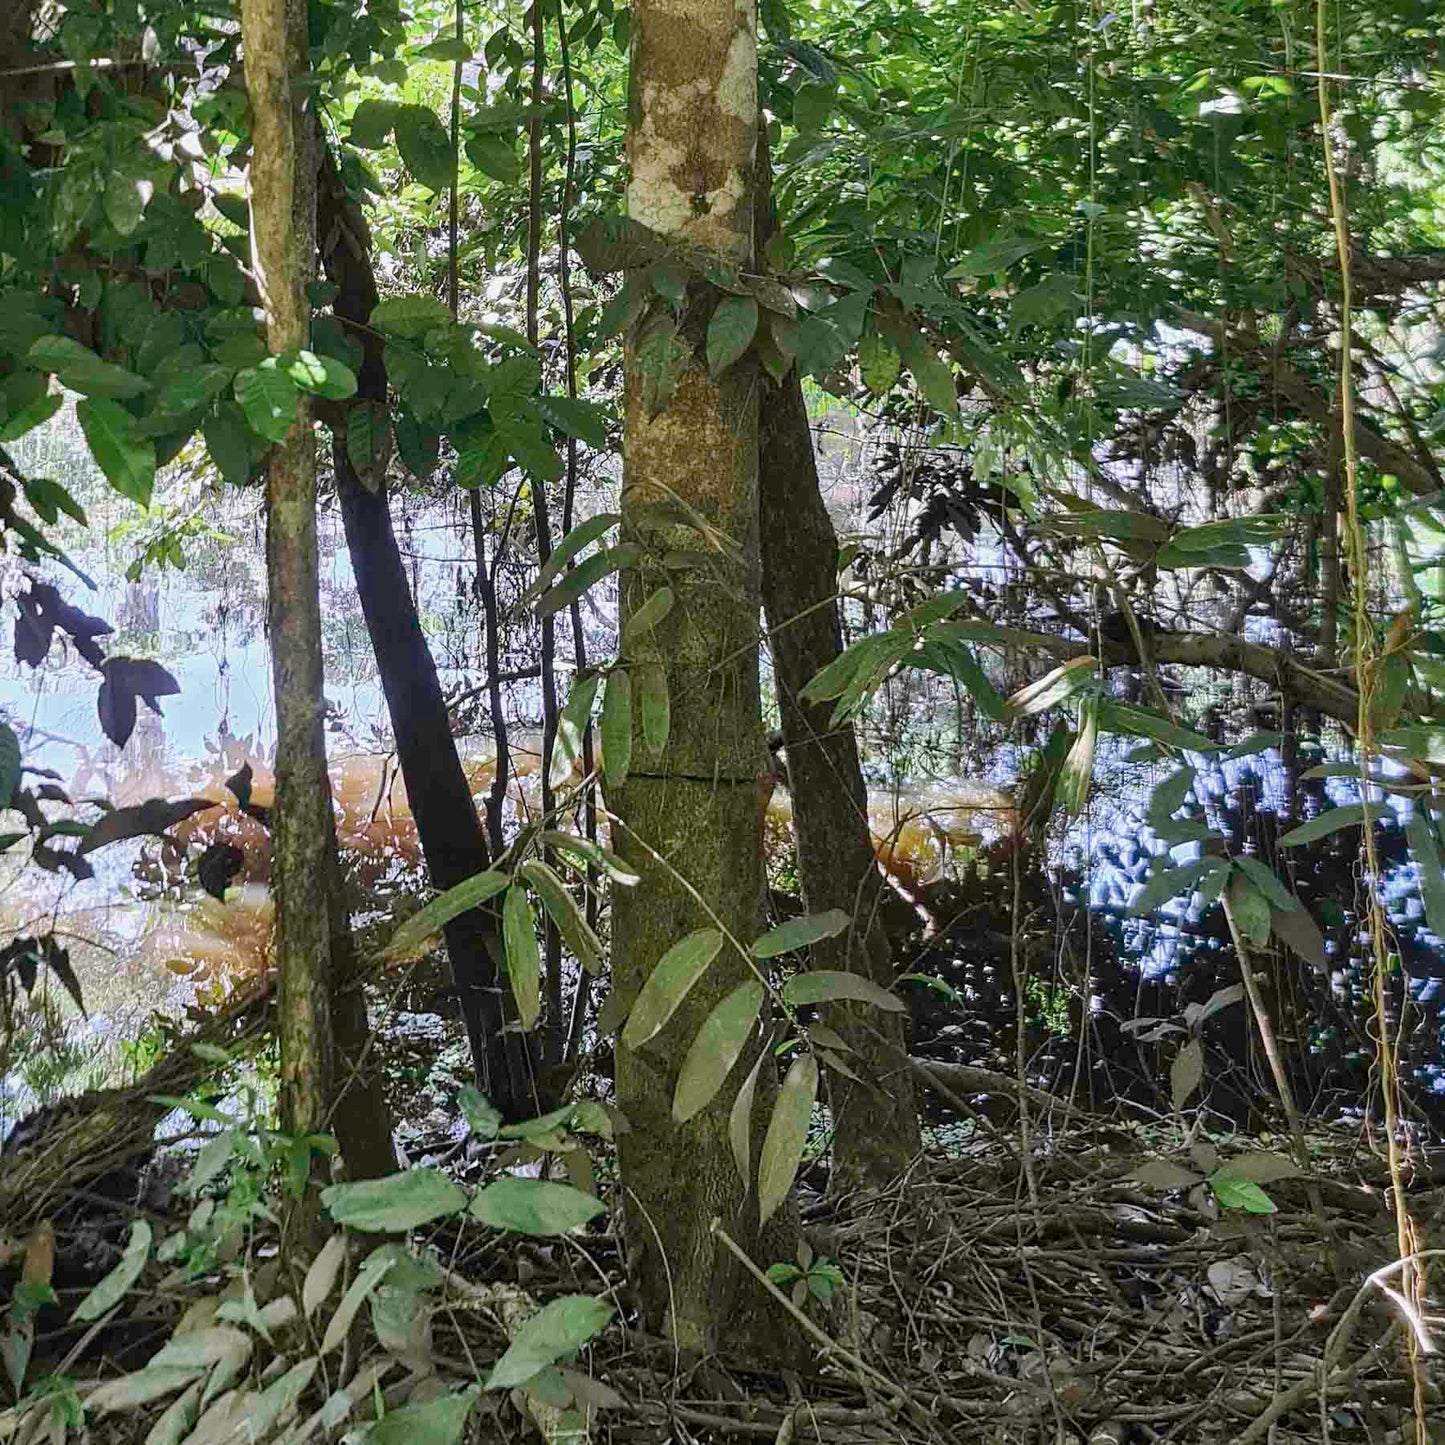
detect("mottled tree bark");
top-left (612, 0), bottom-right (784, 1353)
top-left (243, 0), bottom-right (393, 1175)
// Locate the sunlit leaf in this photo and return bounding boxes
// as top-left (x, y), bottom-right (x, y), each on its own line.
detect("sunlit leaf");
top-left (519, 859), bottom-right (604, 976)
top-left (623, 929), bottom-right (726, 1048)
top-left (672, 981), bottom-right (765, 1124)
top-left (386, 870), bottom-right (510, 958)
top-left (751, 909), bottom-right (851, 959)
top-left (321, 1169), bottom-right (467, 1232)
top-left (470, 1177), bottom-right (605, 1236)
top-left (781, 970), bottom-right (905, 1013)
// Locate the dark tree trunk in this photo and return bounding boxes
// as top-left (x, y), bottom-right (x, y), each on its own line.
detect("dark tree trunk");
top-left (316, 150), bottom-right (533, 1122)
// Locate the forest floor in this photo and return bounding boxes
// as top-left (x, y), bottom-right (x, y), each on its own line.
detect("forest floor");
top-left (2, 1014), bottom-right (1443, 1444)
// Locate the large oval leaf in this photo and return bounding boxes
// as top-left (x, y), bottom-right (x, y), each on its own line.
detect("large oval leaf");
top-left (757, 1052), bottom-right (819, 1226)
top-left (622, 929), bottom-right (725, 1048)
top-left (72, 1219), bottom-right (152, 1322)
top-left (367, 1388), bottom-right (480, 1445)
top-left (751, 909), bottom-right (851, 960)
top-left (503, 884), bottom-right (542, 1030)
top-left (621, 586), bottom-right (675, 648)
top-left (781, 970), bottom-right (905, 1013)
top-left (672, 980), bottom-right (764, 1124)
top-left (78, 397), bottom-right (155, 507)
top-left (518, 859), bottom-right (604, 976)
top-left (321, 1168), bottom-right (467, 1232)
top-left (484, 1296), bottom-right (613, 1390)
top-left (601, 667), bottom-right (632, 790)
top-left (469, 1177), bottom-right (605, 1236)
top-left (706, 295), bottom-right (759, 376)
top-left (386, 870), bottom-right (510, 959)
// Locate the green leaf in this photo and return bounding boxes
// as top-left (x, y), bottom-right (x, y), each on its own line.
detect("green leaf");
top-left (729, 1052), bottom-right (765, 1185)
top-left (28, 336), bottom-right (150, 399)
top-left (538, 831), bottom-right (640, 886)
top-left (204, 401), bottom-right (255, 485)
top-left (706, 295), bottom-right (760, 376)
top-left (458, 1085), bottom-right (503, 1141)
top-left (601, 667), bottom-right (632, 790)
top-left (1226, 870), bottom-right (1272, 948)
top-left (539, 395), bottom-right (608, 450)
top-left (1270, 901), bottom-right (1327, 969)
top-left (757, 1052), bottom-right (818, 1226)
top-left (637, 663), bottom-right (669, 755)
top-left (1127, 857), bottom-right (1227, 917)
top-left (346, 406), bottom-right (375, 478)
top-left (371, 295), bottom-right (452, 337)
top-left (235, 364), bottom-right (300, 443)
top-left (321, 1168), bottom-right (468, 1232)
top-left (1232, 855), bottom-right (1297, 913)
top-left (752, 909), bottom-right (851, 959)
top-left (0, 389), bottom-right (62, 442)
top-left (535, 544), bottom-right (642, 621)
top-left (103, 172), bottom-right (149, 236)
top-left (1171, 1038), bottom-right (1204, 1112)
top-left (485, 1296), bottom-right (613, 1390)
top-left (86, 1368), bottom-right (203, 1414)
top-left (465, 132), bottom-right (520, 184)
top-left (0, 724), bottom-right (20, 809)
top-left (1099, 702), bottom-right (1217, 754)
top-left (782, 970), bottom-right (905, 1013)
top-left (1407, 808), bottom-right (1445, 943)
top-left (286, 350), bottom-right (357, 400)
top-left (529, 512), bottom-right (621, 600)
top-left (72, 1220), bottom-right (152, 1321)
top-left (416, 36), bottom-right (474, 61)
top-left (792, 81), bottom-right (835, 133)
top-left (394, 103), bottom-right (456, 190)
top-left (366, 1388), bottom-right (480, 1445)
top-left (672, 981), bottom-right (765, 1124)
top-left (348, 98), bottom-right (398, 148)
top-left (636, 313), bottom-right (692, 416)
top-left (859, 331), bottom-right (900, 395)
top-left (518, 859), bottom-right (605, 977)
top-left (650, 263), bottom-right (690, 307)
top-left (1006, 656), bottom-right (1096, 717)
top-left (549, 672), bottom-right (602, 790)
top-left (900, 332), bottom-right (957, 417)
top-left (470, 1178), bottom-right (605, 1236)
top-left (1146, 765), bottom-right (1196, 831)
top-left (386, 870), bottom-right (510, 958)
top-left (321, 1249), bottom-right (396, 1353)
top-left (1046, 508), bottom-right (1172, 546)
top-left (503, 884), bottom-right (542, 1030)
top-left (1012, 273), bottom-right (1084, 330)
top-left (1278, 805), bottom-right (1367, 847)
top-left (623, 929), bottom-right (726, 1048)
top-left (622, 587), bottom-right (675, 648)
top-left (78, 398), bottom-right (155, 506)
top-left (943, 237), bottom-right (1048, 277)
top-left (1210, 1176), bottom-right (1277, 1214)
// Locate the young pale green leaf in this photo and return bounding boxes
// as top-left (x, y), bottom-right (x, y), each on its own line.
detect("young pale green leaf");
top-left (78, 398), bottom-right (155, 507)
top-left (729, 1052), bottom-right (765, 1186)
top-left (622, 587), bottom-right (675, 649)
top-left (485, 1297), bottom-right (613, 1390)
top-left (459, 1085), bottom-right (503, 1140)
top-left (538, 830), bottom-right (639, 885)
top-left (1006, 656), bottom-right (1096, 717)
top-left (637, 663), bottom-right (669, 755)
top-left (1210, 1176), bottom-right (1277, 1215)
top-left (595, 668), bottom-right (631, 793)
top-left (1277, 805), bottom-right (1367, 847)
top-left (757, 1052), bottom-right (819, 1226)
top-left (141, 1379), bottom-right (202, 1445)
top-left (470, 1177), bottom-right (605, 1236)
top-left (321, 1168), bottom-right (467, 1232)
top-left (622, 929), bottom-right (725, 1048)
top-left (72, 1220), bottom-right (152, 1321)
top-left (321, 1250), bottom-right (396, 1353)
top-left (386, 870), bottom-right (510, 958)
top-left (1225, 870), bottom-right (1272, 948)
top-left (781, 970), bottom-right (905, 1013)
top-left (672, 981), bottom-right (765, 1124)
top-left (234, 364), bottom-right (300, 444)
top-left (858, 331), bottom-right (901, 395)
top-left (751, 908), bottom-right (851, 959)
top-left (504, 884), bottom-right (542, 1030)
top-left (707, 295), bottom-right (760, 376)
top-left (1057, 702), bottom-right (1098, 817)
top-left (518, 859), bottom-right (604, 976)
top-left (549, 672), bottom-right (602, 789)
top-left (536, 544), bottom-right (642, 621)
top-left (528, 512), bottom-right (621, 601)
top-left (286, 350), bottom-right (357, 400)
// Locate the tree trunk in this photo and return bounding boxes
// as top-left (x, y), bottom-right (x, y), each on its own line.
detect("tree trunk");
top-left (611, 0), bottom-right (785, 1353)
top-left (753, 136), bottom-right (920, 1194)
top-left (314, 148), bottom-right (535, 1123)
top-left (242, 0), bottom-right (332, 1148)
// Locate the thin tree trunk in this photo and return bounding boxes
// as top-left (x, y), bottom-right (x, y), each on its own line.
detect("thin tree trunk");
top-left (611, 0), bottom-right (786, 1353)
top-left (315, 149), bottom-right (534, 1123)
top-left (241, 0), bottom-right (332, 1144)
top-left (753, 136), bottom-right (921, 1193)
